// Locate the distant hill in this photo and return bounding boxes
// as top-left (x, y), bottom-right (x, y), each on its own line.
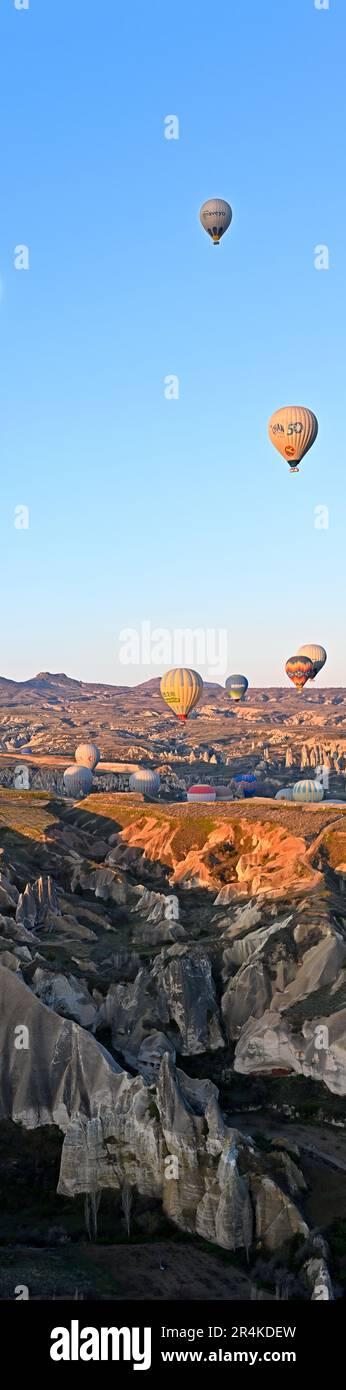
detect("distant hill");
top-left (0, 670), bottom-right (343, 710)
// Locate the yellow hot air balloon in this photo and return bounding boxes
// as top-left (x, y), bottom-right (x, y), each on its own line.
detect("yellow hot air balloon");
top-left (199, 199), bottom-right (232, 244)
top-left (297, 644), bottom-right (327, 679)
top-left (160, 668), bottom-right (203, 721)
top-left (268, 406), bottom-right (318, 473)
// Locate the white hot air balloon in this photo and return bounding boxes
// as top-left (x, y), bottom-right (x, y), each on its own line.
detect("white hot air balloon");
top-left (75, 742), bottom-right (100, 770)
top-left (275, 787), bottom-right (294, 801)
top-left (297, 645), bottom-right (327, 680)
top-left (199, 199), bottom-right (232, 245)
top-left (63, 765), bottom-right (93, 798)
top-left (129, 769), bottom-right (160, 796)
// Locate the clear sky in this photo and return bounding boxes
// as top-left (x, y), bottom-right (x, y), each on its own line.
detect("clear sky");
top-left (0, 0), bottom-right (344, 687)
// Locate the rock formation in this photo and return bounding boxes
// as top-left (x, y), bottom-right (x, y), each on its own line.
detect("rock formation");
top-left (0, 967), bottom-right (309, 1255)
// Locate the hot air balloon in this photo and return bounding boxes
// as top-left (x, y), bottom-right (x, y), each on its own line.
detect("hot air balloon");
top-left (75, 742), bottom-right (100, 771)
top-left (63, 765), bottom-right (93, 798)
top-left (214, 784), bottom-right (233, 801)
top-left (275, 787), bottom-right (294, 801)
top-left (285, 655), bottom-right (314, 692)
top-left (199, 199), bottom-right (232, 244)
top-left (268, 406), bottom-right (318, 473)
top-left (225, 674), bottom-right (249, 702)
top-left (234, 772), bottom-right (257, 799)
top-left (239, 772), bottom-right (256, 784)
top-left (129, 769), bottom-right (160, 796)
top-left (297, 644), bottom-right (327, 680)
top-left (187, 784), bottom-right (216, 803)
top-left (292, 779), bottom-right (324, 803)
top-left (160, 668), bottom-right (203, 721)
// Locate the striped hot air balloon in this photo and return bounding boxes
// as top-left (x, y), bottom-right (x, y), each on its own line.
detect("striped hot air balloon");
top-left (268, 406), bottom-right (318, 473)
top-left (63, 765), bottom-right (93, 798)
top-left (75, 742), bottom-right (100, 770)
top-left (129, 769), bottom-right (160, 796)
top-left (199, 199), bottom-right (232, 244)
top-left (187, 785), bottom-right (216, 803)
top-left (160, 668), bottom-right (203, 721)
top-left (292, 780), bottom-right (324, 803)
top-left (225, 674), bottom-right (249, 702)
top-left (285, 655), bottom-right (314, 692)
top-left (297, 644), bottom-right (327, 680)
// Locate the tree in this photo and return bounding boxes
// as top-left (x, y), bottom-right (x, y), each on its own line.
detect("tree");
top-left (121, 1182), bottom-right (133, 1238)
top-left (84, 1188), bottom-right (101, 1241)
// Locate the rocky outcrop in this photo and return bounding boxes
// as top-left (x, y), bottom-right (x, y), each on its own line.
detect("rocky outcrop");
top-left (0, 873), bottom-right (19, 913)
top-left (304, 1258), bottom-right (334, 1300)
top-left (71, 863), bottom-right (127, 904)
top-left (222, 960), bottom-right (273, 1040)
top-left (234, 1007), bottom-right (346, 1094)
top-left (95, 947), bottom-right (224, 1062)
top-left (253, 1176), bottom-right (308, 1251)
top-left (151, 947), bottom-right (225, 1055)
top-left (94, 967), bottom-right (171, 1067)
top-left (105, 815), bottom-right (322, 897)
top-left (16, 875), bottom-right (59, 929)
top-left (31, 967), bottom-right (97, 1027)
top-left (0, 968), bottom-right (309, 1255)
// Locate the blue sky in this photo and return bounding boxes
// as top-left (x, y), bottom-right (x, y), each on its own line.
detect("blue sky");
top-left (0, 0), bottom-right (344, 686)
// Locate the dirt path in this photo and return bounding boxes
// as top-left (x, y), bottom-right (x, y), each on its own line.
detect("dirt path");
top-left (233, 1112), bottom-right (346, 1170)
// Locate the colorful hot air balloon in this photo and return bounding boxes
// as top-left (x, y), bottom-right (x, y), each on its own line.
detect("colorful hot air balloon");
top-left (63, 765), bottom-right (93, 798)
top-left (268, 406), bottom-right (318, 473)
top-left (292, 779), bottom-right (324, 803)
top-left (199, 199), bottom-right (232, 244)
top-left (129, 769), bottom-right (160, 796)
top-left (187, 784), bottom-right (216, 803)
top-left (234, 772), bottom-right (257, 799)
top-left (75, 742), bottom-right (100, 770)
top-left (160, 668), bottom-right (203, 721)
top-left (285, 655), bottom-right (314, 692)
top-left (297, 644), bottom-right (327, 680)
top-left (225, 674), bottom-right (249, 702)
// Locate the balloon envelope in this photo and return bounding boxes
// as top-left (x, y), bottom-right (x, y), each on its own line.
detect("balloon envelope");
top-left (187, 784), bottom-right (216, 802)
top-left (234, 772), bottom-right (256, 783)
top-left (75, 742), bottom-right (100, 770)
top-left (285, 655), bottom-right (314, 691)
top-left (214, 784), bottom-right (233, 800)
top-left (234, 773), bottom-right (257, 799)
top-left (275, 787), bottom-right (294, 801)
top-left (129, 769), bottom-right (160, 795)
top-left (268, 406), bottom-right (318, 472)
top-left (292, 780), bottom-right (324, 803)
top-left (160, 668), bottom-right (203, 720)
top-left (297, 644), bottom-right (327, 678)
top-left (226, 674), bottom-right (249, 702)
top-left (63, 764), bottom-right (93, 798)
top-left (199, 199), bottom-right (232, 244)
